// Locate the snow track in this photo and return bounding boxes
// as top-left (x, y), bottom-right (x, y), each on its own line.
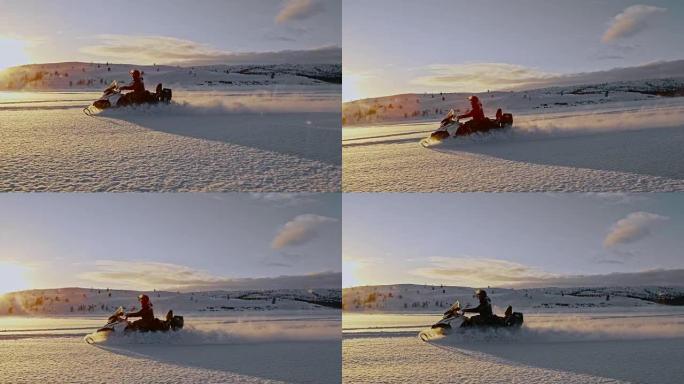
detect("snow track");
top-left (0, 91), bottom-right (340, 192)
top-left (343, 100), bottom-right (684, 191)
top-left (343, 312), bottom-right (684, 383)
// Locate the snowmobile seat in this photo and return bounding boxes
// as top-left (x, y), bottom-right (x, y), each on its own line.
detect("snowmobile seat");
top-left (159, 88), bottom-right (172, 103)
top-left (170, 315), bottom-right (184, 331)
top-left (504, 312), bottom-right (523, 327)
top-left (500, 113), bottom-right (513, 126)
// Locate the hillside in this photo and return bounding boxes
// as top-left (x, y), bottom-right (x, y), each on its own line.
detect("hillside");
top-left (0, 62), bottom-right (341, 91)
top-left (0, 287), bottom-right (342, 316)
top-left (342, 284), bottom-right (684, 313)
top-left (342, 78), bottom-right (684, 126)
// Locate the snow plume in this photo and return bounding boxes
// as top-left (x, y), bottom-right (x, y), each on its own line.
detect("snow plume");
top-left (93, 319), bottom-right (340, 346)
top-left (604, 211), bottom-right (669, 248)
top-left (272, 214), bottom-right (338, 249)
top-left (99, 92), bottom-right (340, 115)
top-left (276, 0), bottom-right (326, 24)
top-left (488, 105), bottom-right (684, 140)
top-left (430, 314), bottom-right (684, 345)
top-left (602, 5), bottom-right (667, 43)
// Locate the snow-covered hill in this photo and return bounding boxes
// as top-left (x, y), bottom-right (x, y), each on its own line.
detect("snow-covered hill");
top-left (342, 78), bottom-right (684, 126)
top-left (0, 287), bottom-right (342, 316)
top-left (343, 284), bottom-right (684, 313)
top-left (0, 62), bottom-right (341, 91)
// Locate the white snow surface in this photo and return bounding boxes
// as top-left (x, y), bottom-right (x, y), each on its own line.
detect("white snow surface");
top-left (342, 284), bottom-right (684, 383)
top-left (0, 62), bottom-right (341, 192)
top-left (1, 313), bottom-right (340, 384)
top-left (0, 89), bottom-right (340, 192)
top-left (343, 87), bottom-right (684, 192)
top-left (343, 312), bottom-right (684, 384)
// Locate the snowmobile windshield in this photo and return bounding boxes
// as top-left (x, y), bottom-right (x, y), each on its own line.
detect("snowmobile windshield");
top-left (103, 81), bottom-right (118, 93)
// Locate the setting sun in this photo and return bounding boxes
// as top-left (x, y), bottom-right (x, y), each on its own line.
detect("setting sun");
top-left (0, 37), bottom-right (30, 71)
top-left (0, 262), bottom-right (30, 294)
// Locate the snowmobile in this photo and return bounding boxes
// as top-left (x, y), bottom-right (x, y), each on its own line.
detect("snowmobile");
top-left (419, 300), bottom-right (523, 341)
top-left (420, 108), bottom-right (514, 147)
top-left (84, 306), bottom-right (184, 344)
top-left (83, 81), bottom-right (173, 116)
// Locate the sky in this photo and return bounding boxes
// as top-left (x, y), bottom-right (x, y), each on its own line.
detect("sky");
top-left (343, 193), bottom-right (684, 288)
top-left (0, 193), bottom-right (341, 294)
top-left (343, 0), bottom-right (684, 100)
top-left (0, 0), bottom-right (341, 70)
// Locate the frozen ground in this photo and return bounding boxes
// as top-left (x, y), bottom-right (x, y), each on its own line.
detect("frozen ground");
top-left (343, 311), bottom-right (684, 384)
top-left (343, 96), bottom-right (684, 192)
top-left (0, 89), bottom-right (340, 192)
top-left (0, 313), bottom-right (341, 384)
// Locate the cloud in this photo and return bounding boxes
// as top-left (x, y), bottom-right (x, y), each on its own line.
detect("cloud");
top-left (410, 257), bottom-right (684, 288)
top-left (602, 5), bottom-right (667, 43)
top-left (272, 214), bottom-right (338, 249)
top-left (409, 59), bottom-right (684, 92)
top-left (412, 63), bottom-right (556, 91)
top-left (531, 269), bottom-right (684, 288)
top-left (276, 0), bottom-right (325, 24)
top-left (79, 260), bottom-right (340, 290)
top-left (412, 257), bottom-right (556, 288)
top-left (604, 211), bottom-right (669, 248)
top-left (264, 26), bottom-right (308, 42)
top-left (81, 35), bottom-right (341, 65)
top-left (249, 193), bottom-right (316, 206)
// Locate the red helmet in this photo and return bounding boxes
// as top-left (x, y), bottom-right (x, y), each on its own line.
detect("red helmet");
top-left (130, 69), bottom-right (141, 78)
top-left (138, 294), bottom-right (150, 306)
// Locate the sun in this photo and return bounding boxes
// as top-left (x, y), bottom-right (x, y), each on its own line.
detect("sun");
top-left (0, 37), bottom-right (30, 71)
top-left (0, 262), bottom-right (30, 294)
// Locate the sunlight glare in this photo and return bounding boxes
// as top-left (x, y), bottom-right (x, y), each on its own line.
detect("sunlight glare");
top-left (0, 37), bottom-right (30, 71)
top-left (342, 72), bottom-right (363, 102)
top-left (0, 262), bottom-right (30, 294)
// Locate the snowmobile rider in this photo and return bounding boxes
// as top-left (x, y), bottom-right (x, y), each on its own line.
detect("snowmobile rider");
top-left (456, 95), bottom-right (487, 134)
top-left (125, 294), bottom-right (174, 332)
top-left (462, 289), bottom-right (494, 325)
top-left (121, 69), bottom-right (145, 94)
top-left (119, 69), bottom-right (146, 104)
top-left (462, 289), bottom-right (513, 326)
top-left (125, 294), bottom-right (156, 331)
